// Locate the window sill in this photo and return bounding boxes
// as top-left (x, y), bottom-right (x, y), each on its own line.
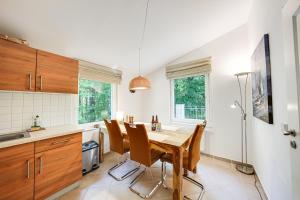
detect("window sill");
top-left (170, 120), bottom-right (212, 130)
top-left (79, 121), bottom-right (104, 130)
top-left (171, 119), bottom-right (204, 124)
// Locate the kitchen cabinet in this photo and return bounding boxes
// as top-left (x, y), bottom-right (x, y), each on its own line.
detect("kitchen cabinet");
top-left (36, 50), bottom-right (79, 94)
top-left (0, 143), bottom-right (35, 200)
top-left (0, 39), bottom-right (36, 91)
top-left (0, 39), bottom-right (79, 94)
top-left (34, 133), bottom-right (82, 200)
top-left (0, 132), bottom-right (82, 200)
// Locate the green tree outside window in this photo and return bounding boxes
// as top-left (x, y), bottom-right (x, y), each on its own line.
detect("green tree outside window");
top-left (174, 75), bottom-right (206, 120)
top-left (79, 79), bottom-right (112, 124)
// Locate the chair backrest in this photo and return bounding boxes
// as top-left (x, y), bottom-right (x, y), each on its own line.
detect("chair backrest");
top-left (104, 119), bottom-right (125, 154)
top-left (187, 123), bottom-right (206, 171)
top-left (124, 123), bottom-right (152, 166)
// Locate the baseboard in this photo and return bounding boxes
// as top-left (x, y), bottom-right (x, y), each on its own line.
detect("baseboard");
top-left (200, 152), bottom-right (268, 200)
top-left (201, 152), bottom-right (246, 165)
top-left (253, 171), bottom-right (269, 200)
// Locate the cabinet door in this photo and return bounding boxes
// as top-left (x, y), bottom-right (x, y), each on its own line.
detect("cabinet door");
top-left (0, 39), bottom-right (36, 91)
top-left (34, 142), bottom-right (82, 200)
top-left (0, 143), bottom-right (34, 200)
top-left (36, 50), bottom-right (79, 94)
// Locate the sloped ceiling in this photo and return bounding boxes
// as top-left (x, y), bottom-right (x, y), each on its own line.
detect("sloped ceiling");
top-left (0, 0), bottom-right (252, 74)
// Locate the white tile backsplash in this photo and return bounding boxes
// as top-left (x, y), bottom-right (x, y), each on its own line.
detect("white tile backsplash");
top-left (24, 93), bottom-right (34, 106)
top-left (12, 113), bottom-right (22, 121)
top-left (0, 99), bottom-right (12, 106)
top-left (22, 112), bottom-right (33, 120)
top-left (0, 106), bottom-right (11, 114)
top-left (0, 121), bottom-right (11, 130)
top-left (0, 114), bottom-right (11, 122)
top-left (0, 92), bottom-right (12, 100)
top-left (12, 106), bottom-right (22, 114)
top-left (0, 91), bottom-right (78, 134)
top-left (12, 120), bottom-right (22, 128)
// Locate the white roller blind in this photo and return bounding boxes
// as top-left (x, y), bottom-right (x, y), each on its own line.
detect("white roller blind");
top-left (79, 60), bottom-right (122, 84)
top-left (166, 57), bottom-right (211, 79)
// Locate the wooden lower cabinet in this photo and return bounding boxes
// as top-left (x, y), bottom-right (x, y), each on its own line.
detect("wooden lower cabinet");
top-left (34, 136), bottom-right (82, 200)
top-left (0, 143), bottom-right (35, 200)
top-left (0, 133), bottom-right (82, 200)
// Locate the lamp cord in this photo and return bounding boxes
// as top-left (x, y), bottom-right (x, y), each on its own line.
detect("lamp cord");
top-left (254, 172), bottom-right (264, 200)
top-left (139, 48), bottom-right (141, 75)
top-left (139, 0), bottom-right (150, 75)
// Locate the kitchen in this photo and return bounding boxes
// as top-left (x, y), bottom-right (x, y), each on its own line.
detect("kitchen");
top-left (1, 0), bottom-right (299, 200)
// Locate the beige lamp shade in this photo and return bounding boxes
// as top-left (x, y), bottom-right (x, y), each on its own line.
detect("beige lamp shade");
top-left (129, 75), bottom-right (151, 90)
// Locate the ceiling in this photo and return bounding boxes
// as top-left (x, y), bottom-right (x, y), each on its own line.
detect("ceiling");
top-left (0, 0), bottom-right (252, 75)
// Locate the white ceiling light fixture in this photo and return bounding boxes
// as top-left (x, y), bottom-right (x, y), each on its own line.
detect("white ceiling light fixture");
top-left (129, 0), bottom-right (151, 93)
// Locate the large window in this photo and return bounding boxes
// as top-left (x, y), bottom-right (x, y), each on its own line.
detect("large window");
top-left (172, 75), bottom-right (208, 122)
top-left (79, 79), bottom-right (112, 124)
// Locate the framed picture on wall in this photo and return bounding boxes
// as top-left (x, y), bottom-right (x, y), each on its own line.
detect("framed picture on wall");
top-left (251, 34), bottom-right (273, 124)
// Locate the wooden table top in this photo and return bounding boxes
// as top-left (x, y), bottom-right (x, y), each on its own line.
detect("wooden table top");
top-left (101, 122), bottom-right (194, 148)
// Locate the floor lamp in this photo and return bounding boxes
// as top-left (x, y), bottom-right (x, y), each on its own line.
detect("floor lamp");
top-left (231, 72), bottom-right (254, 175)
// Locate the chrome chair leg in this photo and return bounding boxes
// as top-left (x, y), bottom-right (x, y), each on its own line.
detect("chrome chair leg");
top-left (129, 167), bottom-right (163, 199)
top-left (108, 158), bottom-right (140, 181)
top-left (161, 161), bottom-right (204, 200)
top-left (183, 174), bottom-right (205, 200)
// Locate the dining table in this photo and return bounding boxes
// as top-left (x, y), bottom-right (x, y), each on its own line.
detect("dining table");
top-left (101, 122), bottom-right (194, 200)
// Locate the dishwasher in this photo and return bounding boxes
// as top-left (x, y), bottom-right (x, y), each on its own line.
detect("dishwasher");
top-left (82, 141), bottom-right (99, 175)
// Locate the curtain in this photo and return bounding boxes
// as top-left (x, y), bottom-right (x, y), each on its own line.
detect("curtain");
top-left (166, 57), bottom-right (211, 79)
top-left (79, 60), bottom-right (122, 84)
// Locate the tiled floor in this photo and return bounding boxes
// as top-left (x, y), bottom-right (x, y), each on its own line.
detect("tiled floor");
top-left (59, 153), bottom-right (267, 200)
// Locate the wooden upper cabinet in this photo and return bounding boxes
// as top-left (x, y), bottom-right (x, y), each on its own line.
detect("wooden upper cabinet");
top-left (36, 50), bottom-right (79, 94)
top-left (0, 39), bottom-right (78, 93)
top-left (0, 39), bottom-right (36, 91)
top-left (0, 143), bottom-right (35, 200)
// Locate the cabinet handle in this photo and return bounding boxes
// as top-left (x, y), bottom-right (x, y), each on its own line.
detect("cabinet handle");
top-left (40, 157), bottom-right (43, 174)
top-left (40, 76), bottom-right (43, 91)
top-left (51, 139), bottom-right (70, 145)
top-left (26, 160), bottom-right (30, 179)
top-left (28, 74), bottom-right (32, 90)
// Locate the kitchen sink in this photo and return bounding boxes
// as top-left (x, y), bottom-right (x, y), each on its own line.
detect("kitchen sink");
top-left (0, 131), bottom-right (30, 142)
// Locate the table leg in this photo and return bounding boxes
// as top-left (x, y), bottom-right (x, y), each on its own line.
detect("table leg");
top-left (172, 147), bottom-right (183, 200)
top-left (99, 131), bottom-right (104, 163)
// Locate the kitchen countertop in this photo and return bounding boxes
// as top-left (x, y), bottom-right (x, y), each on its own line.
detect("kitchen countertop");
top-left (0, 124), bottom-right (83, 149)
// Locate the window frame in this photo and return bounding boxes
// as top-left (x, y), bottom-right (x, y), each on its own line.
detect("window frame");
top-left (78, 79), bottom-right (117, 125)
top-left (170, 73), bottom-right (210, 125)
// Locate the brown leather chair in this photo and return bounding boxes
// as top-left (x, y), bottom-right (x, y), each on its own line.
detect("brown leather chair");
top-left (160, 122), bottom-right (206, 200)
top-left (124, 122), bottom-right (166, 199)
top-left (104, 119), bottom-right (140, 181)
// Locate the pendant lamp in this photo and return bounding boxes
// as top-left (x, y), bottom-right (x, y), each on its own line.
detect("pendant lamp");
top-left (129, 0), bottom-right (151, 93)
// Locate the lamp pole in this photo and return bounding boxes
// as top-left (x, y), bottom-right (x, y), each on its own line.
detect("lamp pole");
top-left (233, 72), bottom-right (254, 175)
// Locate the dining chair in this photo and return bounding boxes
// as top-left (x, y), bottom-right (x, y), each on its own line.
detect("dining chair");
top-left (104, 119), bottom-right (140, 181)
top-left (124, 122), bottom-right (167, 199)
top-left (160, 122), bottom-right (206, 200)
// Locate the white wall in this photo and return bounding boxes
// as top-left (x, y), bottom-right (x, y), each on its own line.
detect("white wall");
top-left (117, 69), bottom-right (143, 121)
top-left (248, 0), bottom-right (292, 199)
top-left (0, 91), bottom-right (77, 134)
top-left (141, 25), bottom-right (251, 162)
